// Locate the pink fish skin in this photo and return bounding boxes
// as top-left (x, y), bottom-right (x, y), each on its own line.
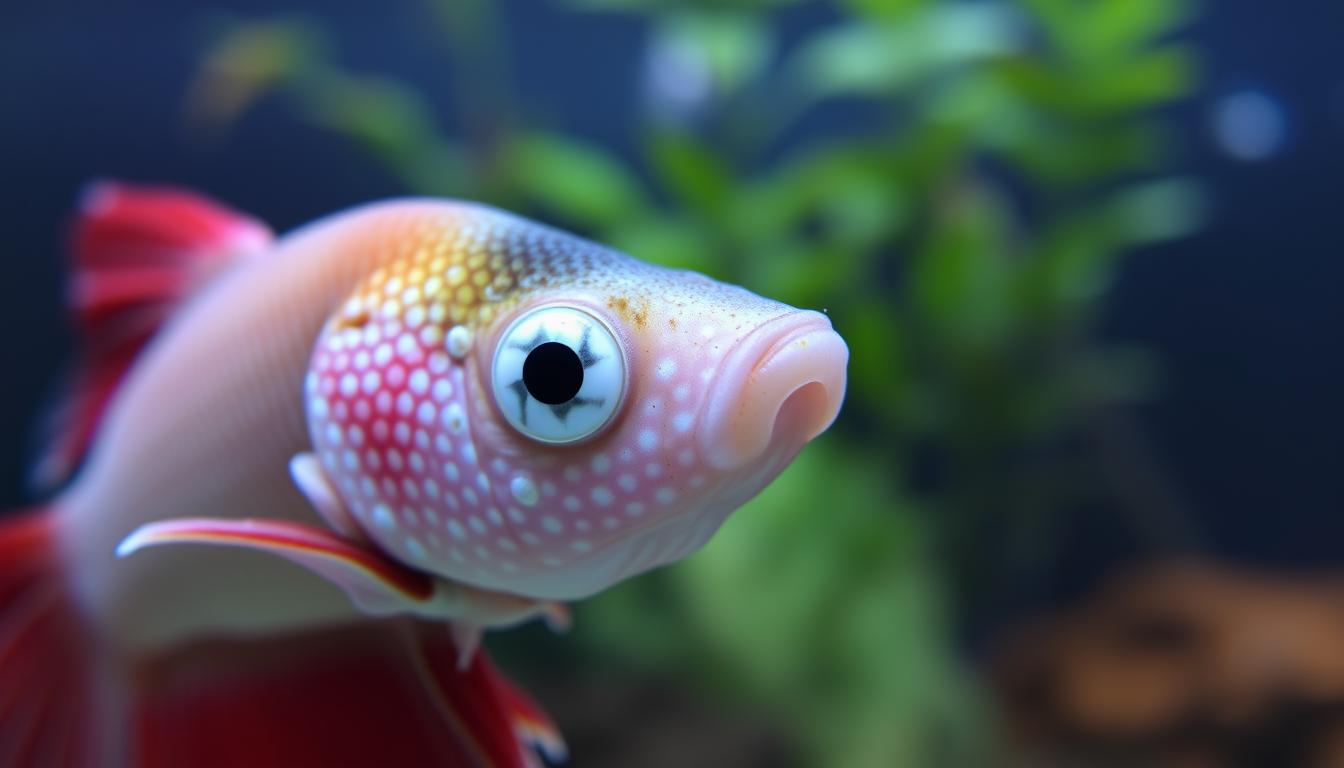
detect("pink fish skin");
top-left (299, 203), bottom-right (849, 601)
top-left (0, 183), bottom-right (846, 766)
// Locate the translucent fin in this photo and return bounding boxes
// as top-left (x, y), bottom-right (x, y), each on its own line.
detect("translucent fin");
top-left (0, 510), bottom-right (115, 766)
top-left (30, 182), bottom-right (272, 490)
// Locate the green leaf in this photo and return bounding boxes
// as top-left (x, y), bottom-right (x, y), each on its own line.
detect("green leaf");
top-left (1078, 0), bottom-right (1195, 61)
top-left (186, 18), bottom-right (327, 129)
top-left (837, 0), bottom-right (925, 20)
top-left (501, 134), bottom-right (649, 230)
top-left (607, 213), bottom-right (719, 274)
top-left (646, 131), bottom-right (734, 218)
top-left (653, 11), bottom-right (774, 96)
top-left (792, 23), bottom-right (917, 98)
top-left (1110, 177), bottom-right (1209, 244)
top-left (793, 5), bottom-right (1022, 103)
top-left (910, 182), bottom-right (1016, 353)
top-left (298, 73), bottom-right (445, 170)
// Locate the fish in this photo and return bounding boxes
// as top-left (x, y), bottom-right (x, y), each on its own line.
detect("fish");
top-left (0, 182), bottom-right (848, 766)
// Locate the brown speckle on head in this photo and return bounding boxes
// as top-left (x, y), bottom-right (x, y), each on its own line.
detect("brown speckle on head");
top-left (333, 308), bottom-right (371, 331)
top-left (606, 294), bottom-right (650, 330)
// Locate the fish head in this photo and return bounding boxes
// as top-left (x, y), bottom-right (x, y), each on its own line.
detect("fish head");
top-left (305, 205), bottom-right (847, 601)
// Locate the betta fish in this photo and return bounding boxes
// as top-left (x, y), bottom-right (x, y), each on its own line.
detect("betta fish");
top-left (0, 183), bottom-right (848, 766)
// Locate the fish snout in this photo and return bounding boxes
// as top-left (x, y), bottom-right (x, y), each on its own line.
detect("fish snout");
top-left (698, 311), bottom-right (848, 472)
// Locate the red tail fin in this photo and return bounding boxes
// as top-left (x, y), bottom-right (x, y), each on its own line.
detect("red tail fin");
top-left (133, 620), bottom-right (564, 768)
top-left (0, 508), bottom-right (563, 767)
top-left (0, 510), bottom-right (110, 766)
top-left (31, 182), bottom-right (272, 490)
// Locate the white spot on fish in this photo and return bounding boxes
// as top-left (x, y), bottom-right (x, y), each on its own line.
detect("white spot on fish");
top-left (443, 404), bottom-right (466, 434)
top-left (656, 358), bottom-right (677, 380)
top-left (396, 333), bottom-right (420, 362)
top-left (673, 412), bottom-right (694, 433)
top-left (510, 476), bottom-right (539, 506)
top-left (419, 325), bottom-right (442, 348)
top-left (405, 305), bottom-right (425, 328)
top-left (416, 401), bottom-right (437, 426)
top-left (408, 369), bottom-right (429, 394)
top-left (432, 379), bottom-right (452, 402)
top-left (638, 429), bottom-right (659, 452)
top-left (428, 350), bottom-right (450, 373)
top-left (446, 325), bottom-right (473, 359)
top-left (656, 487), bottom-right (677, 505)
top-left (405, 538), bottom-right (427, 561)
top-left (371, 504), bottom-right (396, 531)
top-left (542, 516), bottom-right (563, 534)
top-left (592, 486), bottom-right (614, 506)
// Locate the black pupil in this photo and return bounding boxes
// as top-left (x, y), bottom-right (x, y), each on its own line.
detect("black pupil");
top-left (523, 342), bottom-right (584, 405)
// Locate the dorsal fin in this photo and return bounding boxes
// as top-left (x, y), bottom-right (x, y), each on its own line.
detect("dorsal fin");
top-left (30, 182), bottom-right (272, 491)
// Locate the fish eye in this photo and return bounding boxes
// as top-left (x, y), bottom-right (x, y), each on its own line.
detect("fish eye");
top-left (491, 304), bottom-right (626, 444)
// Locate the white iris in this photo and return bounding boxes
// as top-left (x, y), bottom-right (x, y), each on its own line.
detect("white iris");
top-left (491, 304), bottom-right (626, 444)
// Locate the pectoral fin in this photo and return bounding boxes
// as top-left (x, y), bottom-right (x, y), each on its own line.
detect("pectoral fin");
top-left (116, 517), bottom-right (436, 615)
top-left (116, 516), bottom-right (570, 665)
top-left (288, 452), bottom-right (364, 540)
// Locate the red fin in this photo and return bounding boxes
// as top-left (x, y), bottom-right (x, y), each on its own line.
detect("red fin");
top-left (31, 182), bottom-right (272, 490)
top-left (134, 621), bottom-right (563, 768)
top-left (0, 510), bottom-right (113, 766)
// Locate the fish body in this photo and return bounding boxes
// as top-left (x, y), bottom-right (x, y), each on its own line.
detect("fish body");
top-left (0, 184), bottom-right (848, 766)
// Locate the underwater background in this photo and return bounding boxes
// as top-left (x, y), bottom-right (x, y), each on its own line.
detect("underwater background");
top-left (1, 0), bottom-right (1341, 765)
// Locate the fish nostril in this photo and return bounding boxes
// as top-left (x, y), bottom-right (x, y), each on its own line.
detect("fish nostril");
top-left (772, 381), bottom-right (835, 447)
top-left (699, 315), bottom-right (849, 471)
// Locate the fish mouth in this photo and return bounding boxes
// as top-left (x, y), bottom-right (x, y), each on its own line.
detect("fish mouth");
top-left (698, 310), bottom-right (849, 472)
